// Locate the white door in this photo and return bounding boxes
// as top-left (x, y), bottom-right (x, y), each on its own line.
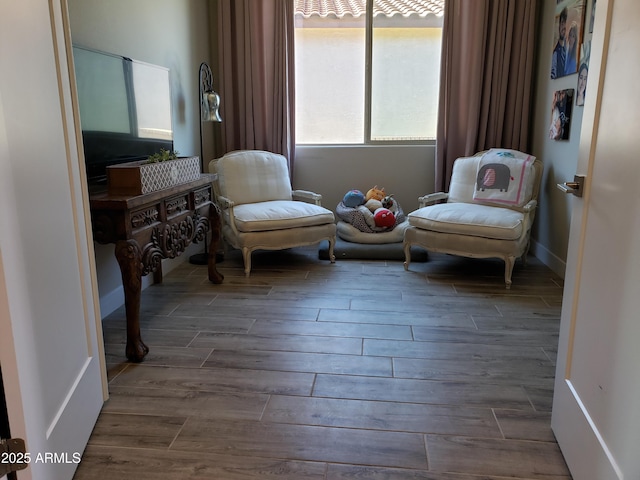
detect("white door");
top-left (0, 1), bottom-right (106, 479)
top-left (552, 0), bottom-right (640, 478)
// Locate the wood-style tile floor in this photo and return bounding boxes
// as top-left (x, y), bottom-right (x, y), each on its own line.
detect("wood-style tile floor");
top-left (74, 246), bottom-right (571, 480)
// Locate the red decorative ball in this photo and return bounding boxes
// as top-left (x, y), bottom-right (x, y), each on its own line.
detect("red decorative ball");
top-left (374, 208), bottom-right (395, 228)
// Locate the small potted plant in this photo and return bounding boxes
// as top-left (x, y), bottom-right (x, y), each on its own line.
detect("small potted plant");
top-left (144, 148), bottom-right (179, 164)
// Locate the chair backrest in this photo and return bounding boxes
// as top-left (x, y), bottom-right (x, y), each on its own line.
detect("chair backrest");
top-left (447, 153), bottom-right (543, 211)
top-left (447, 156), bottom-right (482, 204)
top-left (210, 150), bottom-right (292, 206)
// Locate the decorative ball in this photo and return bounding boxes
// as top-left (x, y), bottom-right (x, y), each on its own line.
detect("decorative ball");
top-left (343, 189), bottom-right (365, 207)
top-left (374, 208), bottom-right (395, 228)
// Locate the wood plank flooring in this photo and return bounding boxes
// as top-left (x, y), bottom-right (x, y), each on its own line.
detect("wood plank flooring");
top-left (74, 246), bottom-right (571, 479)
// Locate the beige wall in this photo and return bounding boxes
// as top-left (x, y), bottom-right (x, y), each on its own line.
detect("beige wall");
top-left (294, 145), bottom-right (435, 220)
top-left (529, 0), bottom-right (595, 277)
top-left (295, 27), bottom-right (441, 143)
top-left (68, 0), bottom-right (213, 315)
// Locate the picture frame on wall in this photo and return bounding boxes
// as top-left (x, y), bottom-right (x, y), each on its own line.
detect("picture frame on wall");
top-left (576, 41), bottom-right (590, 106)
top-left (550, 0), bottom-right (586, 79)
top-left (577, 0), bottom-right (595, 106)
top-left (549, 89), bottom-right (574, 140)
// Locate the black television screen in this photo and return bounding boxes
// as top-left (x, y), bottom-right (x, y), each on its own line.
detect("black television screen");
top-left (72, 46), bottom-right (174, 185)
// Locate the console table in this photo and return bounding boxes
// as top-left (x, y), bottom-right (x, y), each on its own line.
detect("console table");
top-left (89, 174), bottom-right (223, 362)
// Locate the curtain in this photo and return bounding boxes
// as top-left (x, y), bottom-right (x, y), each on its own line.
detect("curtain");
top-left (216, 0), bottom-right (296, 173)
top-left (435, 0), bottom-right (538, 191)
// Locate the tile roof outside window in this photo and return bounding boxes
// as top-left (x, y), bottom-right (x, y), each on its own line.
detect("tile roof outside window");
top-left (294, 0), bottom-right (444, 18)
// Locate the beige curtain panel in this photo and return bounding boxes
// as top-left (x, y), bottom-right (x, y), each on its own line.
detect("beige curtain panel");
top-left (217, 0), bottom-right (296, 173)
top-left (436, 0), bottom-right (538, 191)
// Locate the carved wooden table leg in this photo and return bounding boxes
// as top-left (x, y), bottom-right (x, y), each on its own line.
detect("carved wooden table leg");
top-left (207, 203), bottom-right (224, 284)
top-left (153, 261), bottom-right (163, 284)
top-left (115, 239), bottom-right (149, 362)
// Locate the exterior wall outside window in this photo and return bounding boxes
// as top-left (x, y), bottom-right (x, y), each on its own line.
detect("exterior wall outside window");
top-left (371, 28), bottom-right (441, 141)
top-left (295, 27), bottom-right (366, 144)
top-left (295, 24), bottom-right (442, 144)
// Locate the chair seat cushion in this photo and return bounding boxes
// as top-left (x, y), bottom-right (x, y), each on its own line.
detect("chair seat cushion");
top-left (233, 200), bottom-right (335, 232)
top-left (407, 203), bottom-right (524, 240)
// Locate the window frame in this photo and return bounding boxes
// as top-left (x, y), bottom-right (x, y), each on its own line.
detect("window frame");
top-left (294, 0), bottom-right (440, 146)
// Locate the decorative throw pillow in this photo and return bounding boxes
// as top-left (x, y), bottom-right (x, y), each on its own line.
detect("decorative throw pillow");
top-left (472, 149), bottom-right (536, 207)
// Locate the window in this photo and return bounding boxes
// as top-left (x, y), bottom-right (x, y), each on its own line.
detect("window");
top-left (294, 0), bottom-right (444, 145)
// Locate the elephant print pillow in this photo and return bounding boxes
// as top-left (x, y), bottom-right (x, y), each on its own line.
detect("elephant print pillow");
top-left (473, 149), bottom-right (536, 207)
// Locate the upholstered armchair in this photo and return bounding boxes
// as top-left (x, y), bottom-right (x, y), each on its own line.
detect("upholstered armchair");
top-left (209, 150), bottom-right (336, 276)
top-left (403, 150), bottom-right (543, 288)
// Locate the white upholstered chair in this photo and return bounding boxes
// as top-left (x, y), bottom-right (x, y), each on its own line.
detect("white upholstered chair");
top-left (403, 150), bottom-right (543, 288)
top-left (209, 150), bottom-right (336, 276)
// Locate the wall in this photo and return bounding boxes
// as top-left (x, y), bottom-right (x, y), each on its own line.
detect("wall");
top-left (68, 0), bottom-right (214, 315)
top-left (530, 0), bottom-right (595, 277)
top-left (295, 27), bottom-right (441, 143)
top-left (294, 145), bottom-right (435, 220)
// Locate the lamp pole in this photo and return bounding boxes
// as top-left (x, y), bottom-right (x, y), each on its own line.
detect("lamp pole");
top-left (190, 62), bottom-right (222, 265)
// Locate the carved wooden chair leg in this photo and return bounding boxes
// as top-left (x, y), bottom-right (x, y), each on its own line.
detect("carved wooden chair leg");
top-left (327, 236), bottom-right (336, 263)
top-left (403, 241), bottom-right (412, 271)
top-left (242, 247), bottom-right (252, 277)
top-left (504, 256), bottom-right (516, 290)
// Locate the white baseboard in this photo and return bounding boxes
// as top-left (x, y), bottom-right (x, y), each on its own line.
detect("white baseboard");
top-left (98, 285), bottom-right (124, 318)
top-left (98, 243), bottom-right (201, 318)
top-left (98, 275), bottom-right (154, 318)
top-left (530, 239), bottom-right (566, 279)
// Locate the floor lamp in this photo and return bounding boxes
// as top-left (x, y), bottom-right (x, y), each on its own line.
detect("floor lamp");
top-left (190, 62), bottom-right (222, 265)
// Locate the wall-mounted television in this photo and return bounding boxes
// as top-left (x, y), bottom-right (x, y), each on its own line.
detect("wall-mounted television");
top-left (72, 45), bottom-right (174, 185)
